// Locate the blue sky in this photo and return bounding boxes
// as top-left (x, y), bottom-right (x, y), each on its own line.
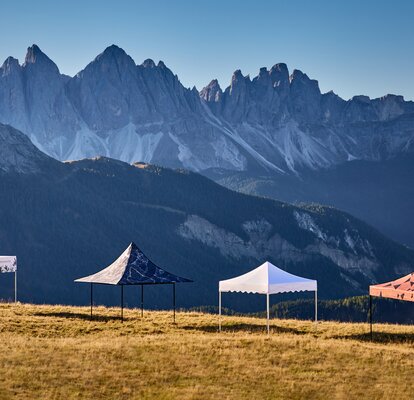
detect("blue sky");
top-left (0, 0), bottom-right (413, 100)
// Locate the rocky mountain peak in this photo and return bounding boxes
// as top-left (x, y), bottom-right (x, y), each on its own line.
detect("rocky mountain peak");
top-left (100, 44), bottom-right (127, 58)
top-left (157, 60), bottom-right (167, 68)
top-left (93, 44), bottom-right (134, 66)
top-left (200, 79), bottom-right (222, 103)
top-left (259, 67), bottom-right (268, 76)
top-left (0, 123), bottom-right (57, 173)
top-left (24, 44), bottom-right (43, 64)
top-left (269, 63), bottom-right (289, 89)
top-left (23, 44), bottom-right (60, 75)
top-left (142, 58), bottom-right (156, 68)
top-left (1, 57), bottom-right (20, 75)
top-left (232, 69), bottom-right (244, 82)
top-left (352, 95), bottom-right (371, 103)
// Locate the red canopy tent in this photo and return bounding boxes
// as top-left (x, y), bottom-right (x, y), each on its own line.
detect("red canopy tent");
top-left (369, 272), bottom-right (414, 338)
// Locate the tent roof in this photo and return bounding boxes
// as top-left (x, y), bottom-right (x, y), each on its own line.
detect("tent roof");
top-left (75, 242), bottom-right (192, 285)
top-left (219, 261), bottom-right (317, 295)
top-left (369, 273), bottom-right (414, 302)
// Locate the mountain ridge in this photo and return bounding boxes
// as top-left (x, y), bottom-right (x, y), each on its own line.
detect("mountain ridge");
top-left (1, 44), bottom-right (413, 174)
top-left (0, 124), bottom-right (413, 307)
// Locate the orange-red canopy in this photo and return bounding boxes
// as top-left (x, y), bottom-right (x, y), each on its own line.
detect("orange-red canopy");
top-left (369, 273), bottom-right (414, 302)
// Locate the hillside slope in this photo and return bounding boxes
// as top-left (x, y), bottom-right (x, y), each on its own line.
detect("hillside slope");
top-left (0, 124), bottom-right (413, 308)
top-left (211, 154), bottom-right (414, 248)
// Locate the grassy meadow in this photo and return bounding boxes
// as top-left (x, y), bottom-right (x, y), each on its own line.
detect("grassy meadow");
top-left (0, 303), bottom-right (413, 399)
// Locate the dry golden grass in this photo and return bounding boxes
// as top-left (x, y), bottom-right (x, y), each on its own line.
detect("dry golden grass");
top-left (0, 303), bottom-right (413, 399)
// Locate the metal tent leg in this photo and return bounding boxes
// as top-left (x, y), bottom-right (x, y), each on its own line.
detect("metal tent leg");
top-left (369, 295), bottom-right (373, 340)
top-left (141, 285), bottom-right (144, 318)
top-left (266, 293), bottom-right (270, 335)
top-left (90, 283), bottom-right (93, 320)
top-left (173, 283), bottom-right (176, 323)
top-left (14, 270), bottom-right (17, 303)
top-left (219, 291), bottom-right (222, 332)
top-left (315, 290), bottom-right (318, 323)
top-left (121, 285), bottom-right (124, 322)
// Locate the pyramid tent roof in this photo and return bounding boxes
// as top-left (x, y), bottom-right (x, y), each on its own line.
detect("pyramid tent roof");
top-left (75, 242), bottom-right (192, 285)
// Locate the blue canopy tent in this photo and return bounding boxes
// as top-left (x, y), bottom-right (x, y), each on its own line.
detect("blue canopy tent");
top-left (75, 242), bottom-right (192, 321)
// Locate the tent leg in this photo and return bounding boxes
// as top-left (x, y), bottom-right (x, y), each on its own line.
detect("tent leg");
top-left (141, 285), bottom-right (144, 318)
top-left (315, 290), bottom-right (318, 324)
top-left (219, 291), bottom-right (222, 332)
top-left (369, 295), bottom-right (373, 341)
top-left (90, 283), bottom-right (93, 320)
top-left (121, 285), bottom-right (124, 322)
top-left (173, 283), bottom-right (176, 323)
top-left (266, 293), bottom-right (270, 335)
top-left (14, 270), bottom-right (17, 303)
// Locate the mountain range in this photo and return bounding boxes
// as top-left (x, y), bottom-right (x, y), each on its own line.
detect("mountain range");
top-left (1, 45), bottom-right (413, 172)
top-left (0, 44), bottom-right (413, 248)
top-left (0, 123), bottom-right (413, 309)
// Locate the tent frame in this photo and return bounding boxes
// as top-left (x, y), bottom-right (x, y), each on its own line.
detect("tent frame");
top-left (88, 281), bottom-right (177, 322)
top-left (0, 269), bottom-right (17, 303)
top-left (3, 256), bottom-right (17, 303)
top-left (219, 289), bottom-right (318, 334)
top-left (369, 273), bottom-right (414, 340)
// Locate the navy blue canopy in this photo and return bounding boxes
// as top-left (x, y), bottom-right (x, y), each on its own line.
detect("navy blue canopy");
top-left (75, 242), bottom-right (192, 285)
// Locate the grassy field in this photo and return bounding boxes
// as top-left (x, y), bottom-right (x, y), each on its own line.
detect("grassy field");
top-left (0, 303), bottom-right (413, 399)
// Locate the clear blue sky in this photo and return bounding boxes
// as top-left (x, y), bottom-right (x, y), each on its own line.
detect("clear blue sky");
top-left (0, 0), bottom-right (413, 100)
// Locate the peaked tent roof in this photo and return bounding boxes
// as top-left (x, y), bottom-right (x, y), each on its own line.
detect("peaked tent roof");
top-left (369, 273), bottom-right (414, 302)
top-left (75, 242), bottom-right (192, 285)
top-left (219, 261), bottom-right (317, 295)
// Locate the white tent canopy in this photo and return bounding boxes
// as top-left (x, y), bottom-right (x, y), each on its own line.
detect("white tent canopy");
top-left (0, 256), bottom-right (17, 302)
top-left (218, 261), bottom-right (318, 333)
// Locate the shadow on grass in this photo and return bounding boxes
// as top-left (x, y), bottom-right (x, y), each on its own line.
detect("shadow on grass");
top-left (33, 311), bottom-right (127, 322)
top-left (181, 322), bottom-right (306, 335)
top-left (333, 331), bottom-right (414, 344)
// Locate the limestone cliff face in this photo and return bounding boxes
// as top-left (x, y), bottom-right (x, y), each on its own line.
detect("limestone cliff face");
top-left (177, 212), bottom-right (411, 292)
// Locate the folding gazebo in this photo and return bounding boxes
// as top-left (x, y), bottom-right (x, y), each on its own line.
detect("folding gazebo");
top-left (0, 256), bottom-right (17, 302)
top-left (369, 272), bottom-right (414, 338)
top-left (219, 261), bottom-right (318, 333)
top-left (75, 242), bottom-right (192, 321)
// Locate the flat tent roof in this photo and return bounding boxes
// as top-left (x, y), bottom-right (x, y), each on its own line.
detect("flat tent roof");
top-left (369, 273), bottom-right (414, 302)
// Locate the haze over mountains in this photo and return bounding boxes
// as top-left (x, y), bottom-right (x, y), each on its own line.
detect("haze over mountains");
top-left (1, 123), bottom-right (413, 307)
top-left (0, 44), bottom-right (413, 248)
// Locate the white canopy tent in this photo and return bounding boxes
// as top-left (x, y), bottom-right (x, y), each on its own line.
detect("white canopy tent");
top-left (219, 261), bottom-right (318, 333)
top-left (0, 256), bottom-right (17, 302)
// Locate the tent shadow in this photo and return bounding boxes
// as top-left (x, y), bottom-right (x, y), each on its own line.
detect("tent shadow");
top-left (333, 331), bottom-right (414, 344)
top-left (33, 311), bottom-right (125, 322)
top-left (181, 322), bottom-right (306, 335)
